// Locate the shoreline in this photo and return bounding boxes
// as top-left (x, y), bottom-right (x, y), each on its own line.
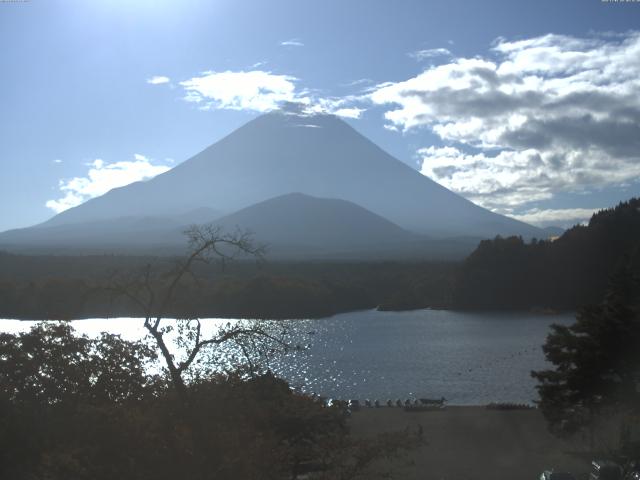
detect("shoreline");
top-left (0, 306), bottom-right (574, 322)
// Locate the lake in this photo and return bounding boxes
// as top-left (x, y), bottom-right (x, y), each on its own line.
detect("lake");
top-left (0, 309), bottom-right (573, 405)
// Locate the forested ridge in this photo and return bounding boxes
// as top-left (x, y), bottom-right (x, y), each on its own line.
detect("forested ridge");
top-left (453, 198), bottom-right (640, 310)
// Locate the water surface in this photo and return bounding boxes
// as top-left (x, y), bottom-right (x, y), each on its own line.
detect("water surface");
top-left (0, 309), bottom-right (573, 405)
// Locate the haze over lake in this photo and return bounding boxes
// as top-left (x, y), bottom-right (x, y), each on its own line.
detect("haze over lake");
top-left (1, 309), bottom-right (573, 405)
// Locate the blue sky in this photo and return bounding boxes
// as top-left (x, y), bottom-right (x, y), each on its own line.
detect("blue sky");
top-left (1, 0), bottom-right (640, 231)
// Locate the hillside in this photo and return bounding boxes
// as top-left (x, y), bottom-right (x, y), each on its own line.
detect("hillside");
top-left (453, 198), bottom-right (640, 310)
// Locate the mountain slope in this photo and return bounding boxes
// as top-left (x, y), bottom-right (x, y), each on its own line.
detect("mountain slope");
top-left (0, 216), bottom-right (185, 253)
top-left (0, 207), bottom-right (222, 252)
top-left (36, 111), bottom-right (541, 239)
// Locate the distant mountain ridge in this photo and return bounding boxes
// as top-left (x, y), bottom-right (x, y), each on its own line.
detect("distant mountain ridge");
top-left (0, 193), bottom-right (481, 259)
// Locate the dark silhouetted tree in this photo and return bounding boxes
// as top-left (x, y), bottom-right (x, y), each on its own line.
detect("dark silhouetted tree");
top-left (107, 224), bottom-right (290, 404)
top-left (532, 263), bottom-right (640, 444)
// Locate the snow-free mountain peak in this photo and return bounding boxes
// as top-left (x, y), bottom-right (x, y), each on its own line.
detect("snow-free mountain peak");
top-left (8, 110), bottom-right (542, 247)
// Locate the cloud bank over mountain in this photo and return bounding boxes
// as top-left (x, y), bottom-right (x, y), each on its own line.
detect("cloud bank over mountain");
top-left (172, 70), bottom-right (364, 119)
top-left (369, 32), bottom-right (640, 219)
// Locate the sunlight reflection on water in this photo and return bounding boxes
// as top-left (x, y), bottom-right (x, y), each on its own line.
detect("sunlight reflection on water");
top-left (0, 309), bottom-right (573, 405)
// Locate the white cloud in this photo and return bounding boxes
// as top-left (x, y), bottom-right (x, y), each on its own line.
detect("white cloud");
top-left (280, 39), bottom-right (304, 47)
top-left (508, 207), bottom-right (598, 228)
top-left (408, 48), bottom-right (451, 61)
top-left (46, 154), bottom-right (171, 213)
top-left (180, 70), bottom-right (299, 112)
top-left (178, 70), bottom-right (368, 118)
top-left (52, 159), bottom-right (62, 164)
top-left (332, 107), bottom-right (364, 119)
top-left (302, 95), bottom-right (367, 119)
top-left (147, 75), bottom-right (171, 85)
top-left (418, 146), bottom-right (556, 210)
top-left (370, 32), bottom-right (640, 212)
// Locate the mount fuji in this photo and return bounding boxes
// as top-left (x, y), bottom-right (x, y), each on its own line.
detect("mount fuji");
top-left (0, 111), bottom-right (542, 257)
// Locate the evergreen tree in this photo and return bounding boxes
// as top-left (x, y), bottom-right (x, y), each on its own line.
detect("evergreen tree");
top-left (532, 263), bottom-right (640, 439)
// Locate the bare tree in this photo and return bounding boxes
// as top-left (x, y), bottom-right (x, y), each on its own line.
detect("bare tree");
top-left (108, 224), bottom-right (290, 403)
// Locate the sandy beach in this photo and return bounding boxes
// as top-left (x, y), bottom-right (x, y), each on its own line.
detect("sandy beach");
top-left (349, 406), bottom-right (593, 480)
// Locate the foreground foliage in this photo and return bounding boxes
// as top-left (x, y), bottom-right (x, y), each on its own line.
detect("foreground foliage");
top-left (0, 323), bottom-right (417, 480)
